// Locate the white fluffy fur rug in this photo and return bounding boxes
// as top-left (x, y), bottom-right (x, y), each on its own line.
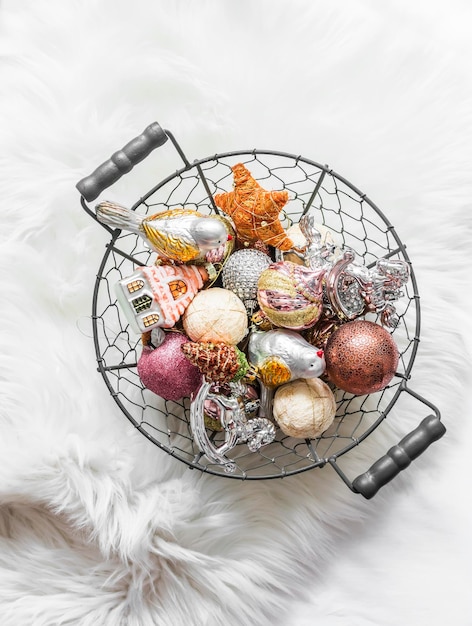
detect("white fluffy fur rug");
top-left (1, 1), bottom-right (471, 624)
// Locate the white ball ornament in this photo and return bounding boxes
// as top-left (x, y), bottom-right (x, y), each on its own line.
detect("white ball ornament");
top-left (182, 287), bottom-right (248, 345)
top-left (273, 377), bottom-right (337, 439)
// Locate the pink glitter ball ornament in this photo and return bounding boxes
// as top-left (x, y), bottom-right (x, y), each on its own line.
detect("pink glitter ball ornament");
top-left (137, 332), bottom-right (202, 401)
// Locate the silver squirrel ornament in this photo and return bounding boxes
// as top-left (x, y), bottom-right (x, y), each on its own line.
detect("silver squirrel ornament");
top-left (283, 211), bottom-right (410, 328)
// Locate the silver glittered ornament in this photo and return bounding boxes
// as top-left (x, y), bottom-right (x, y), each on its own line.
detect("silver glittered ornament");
top-left (221, 249), bottom-right (272, 314)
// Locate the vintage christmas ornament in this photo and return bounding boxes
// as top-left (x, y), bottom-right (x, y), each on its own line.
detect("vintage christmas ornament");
top-left (298, 212), bottom-right (339, 270)
top-left (324, 320), bottom-right (399, 395)
top-left (190, 380), bottom-right (276, 472)
top-left (280, 219), bottom-right (340, 267)
top-left (137, 332), bottom-right (202, 401)
top-left (257, 260), bottom-right (325, 330)
top-left (181, 341), bottom-right (250, 384)
top-left (285, 220), bottom-right (339, 250)
top-left (203, 382), bottom-right (260, 430)
top-left (248, 328), bottom-right (326, 388)
top-left (116, 263), bottom-right (209, 334)
top-left (324, 249), bottom-right (410, 327)
top-left (273, 377), bottom-right (337, 439)
top-left (248, 328), bottom-right (325, 420)
top-left (274, 213), bottom-right (410, 329)
top-left (214, 163), bottom-right (293, 250)
top-left (221, 248), bottom-right (272, 314)
top-left (96, 201), bottom-right (232, 263)
top-left (182, 287), bottom-right (248, 344)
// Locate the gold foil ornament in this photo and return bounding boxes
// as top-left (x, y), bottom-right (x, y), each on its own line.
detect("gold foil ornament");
top-left (257, 261), bottom-right (324, 330)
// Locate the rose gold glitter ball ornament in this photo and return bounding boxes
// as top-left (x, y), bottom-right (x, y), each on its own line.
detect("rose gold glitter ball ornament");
top-left (325, 320), bottom-right (399, 395)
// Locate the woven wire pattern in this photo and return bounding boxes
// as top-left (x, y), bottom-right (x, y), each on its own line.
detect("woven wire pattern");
top-left (92, 150), bottom-right (419, 479)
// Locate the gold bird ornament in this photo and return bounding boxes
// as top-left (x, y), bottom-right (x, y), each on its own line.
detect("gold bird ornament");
top-left (214, 163), bottom-right (294, 251)
top-left (96, 201), bottom-right (233, 263)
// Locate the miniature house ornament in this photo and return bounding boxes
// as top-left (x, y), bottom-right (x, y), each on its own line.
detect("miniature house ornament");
top-left (115, 263), bottom-right (209, 334)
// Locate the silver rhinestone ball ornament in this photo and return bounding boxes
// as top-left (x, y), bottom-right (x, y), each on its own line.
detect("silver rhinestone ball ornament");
top-left (222, 249), bottom-right (272, 314)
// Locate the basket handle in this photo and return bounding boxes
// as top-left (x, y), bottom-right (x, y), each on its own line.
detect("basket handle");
top-left (76, 122), bottom-right (168, 202)
top-left (351, 414), bottom-right (446, 499)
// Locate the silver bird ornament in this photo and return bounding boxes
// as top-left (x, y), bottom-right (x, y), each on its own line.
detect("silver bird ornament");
top-left (248, 328), bottom-right (326, 388)
top-left (96, 201), bottom-right (232, 263)
top-left (248, 328), bottom-right (326, 420)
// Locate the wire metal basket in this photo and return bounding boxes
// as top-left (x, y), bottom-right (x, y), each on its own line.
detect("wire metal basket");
top-left (77, 122), bottom-right (445, 498)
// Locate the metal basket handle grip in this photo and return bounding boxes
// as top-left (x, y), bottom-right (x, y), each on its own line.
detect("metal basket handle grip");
top-left (76, 122), bottom-right (168, 202)
top-left (351, 414), bottom-right (446, 499)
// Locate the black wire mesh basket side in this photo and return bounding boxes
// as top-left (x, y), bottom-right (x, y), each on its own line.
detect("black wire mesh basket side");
top-left (89, 148), bottom-right (423, 481)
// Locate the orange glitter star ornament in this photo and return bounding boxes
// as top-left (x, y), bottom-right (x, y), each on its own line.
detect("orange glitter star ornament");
top-left (214, 163), bottom-right (294, 251)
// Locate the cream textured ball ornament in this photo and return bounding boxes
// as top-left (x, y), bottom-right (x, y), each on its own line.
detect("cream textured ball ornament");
top-left (182, 287), bottom-right (248, 344)
top-left (272, 377), bottom-right (337, 439)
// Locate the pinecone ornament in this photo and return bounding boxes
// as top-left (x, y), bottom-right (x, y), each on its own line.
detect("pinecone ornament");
top-left (181, 341), bottom-right (250, 383)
